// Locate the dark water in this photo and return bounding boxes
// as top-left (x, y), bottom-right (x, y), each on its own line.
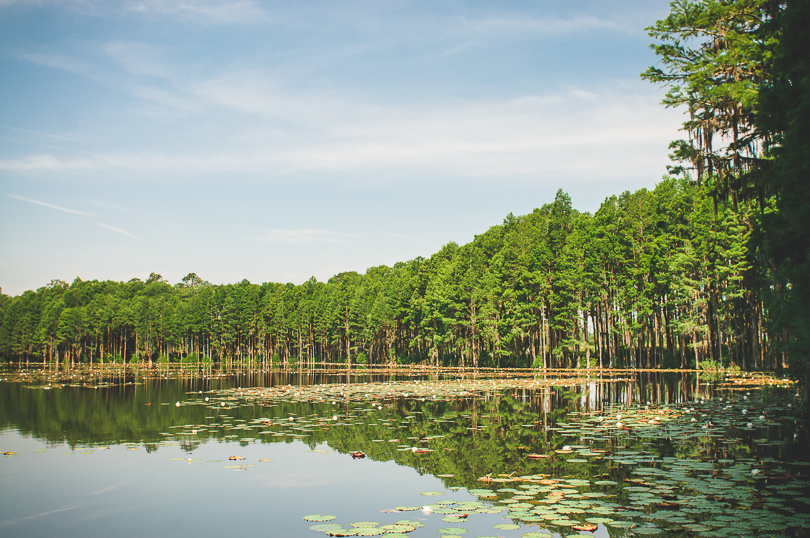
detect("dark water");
top-left (1, 369), bottom-right (808, 537)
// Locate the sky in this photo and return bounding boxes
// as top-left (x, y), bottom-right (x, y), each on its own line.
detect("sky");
top-left (0, 0), bottom-right (683, 296)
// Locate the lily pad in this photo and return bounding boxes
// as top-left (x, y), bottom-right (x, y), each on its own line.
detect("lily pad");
top-left (354, 529), bottom-right (385, 536)
top-left (607, 521), bottom-right (635, 528)
top-left (311, 524), bottom-right (345, 531)
top-left (379, 525), bottom-right (415, 532)
top-left (326, 530), bottom-right (358, 537)
top-left (304, 515), bottom-right (338, 522)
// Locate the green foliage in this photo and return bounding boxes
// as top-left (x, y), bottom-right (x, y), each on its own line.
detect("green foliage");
top-left (578, 356), bottom-right (598, 369)
top-left (698, 359), bottom-right (724, 371)
top-left (756, 0), bottom-right (810, 404)
top-left (0, 180), bottom-right (787, 371)
top-left (640, 0), bottom-right (803, 378)
top-left (641, 0), bottom-right (777, 196)
top-left (698, 359), bottom-right (725, 382)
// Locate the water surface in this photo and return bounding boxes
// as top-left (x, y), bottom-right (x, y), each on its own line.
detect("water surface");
top-left (1, 369), bottom-right (808, 537)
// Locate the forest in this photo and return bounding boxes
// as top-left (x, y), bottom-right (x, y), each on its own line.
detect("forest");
top-left (1, 0), bottom-right (808, 375)
top-left (0, 180), bottom-right (778, 370)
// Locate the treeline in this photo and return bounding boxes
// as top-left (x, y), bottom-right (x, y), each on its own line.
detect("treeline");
top-left (0, 179), bottom-right (779, 370)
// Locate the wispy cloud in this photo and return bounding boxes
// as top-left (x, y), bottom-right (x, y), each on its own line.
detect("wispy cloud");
top-left (8, 194), bottom-right (94, 216)
top-left (88, 199), bottom-right (133, 212)
top-left (126, 0), bottom-right (267, 23)
top-left (0, 82), bottom-right (682, 181)
top-left (1, 507), bottom-right (76, 527)
top-left (96, 223), bottom-right (136, 238)
top-left (104, 41), bottom-right (175, 79)
top-left (91, 483), bottom-right (129, 495)
top-left (1, 0), bottom-right (267, 23)
top-left (4, 2), bottom-right (679, 187)
top-left (254, 229), bottom-right (350, 245)
top-left (0, 0), bottom-right (42, 9)
top-left (464, 15), bottom-right (628, 36)
top-left (0, 124), bottom-right (80, 142)
top-left (0, 155), bottom-right (93, 171)
top-left (17, 51), bottom-right (97, 77)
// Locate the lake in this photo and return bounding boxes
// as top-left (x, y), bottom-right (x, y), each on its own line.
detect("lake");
top-left (1, 367), bottom-right (808, 538)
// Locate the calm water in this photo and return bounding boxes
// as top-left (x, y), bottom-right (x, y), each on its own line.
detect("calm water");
top-left (1, 369), bottom-right (808, 538)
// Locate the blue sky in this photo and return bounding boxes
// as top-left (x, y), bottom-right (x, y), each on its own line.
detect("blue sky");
top-left (0, 0), bottom-right (682, 295)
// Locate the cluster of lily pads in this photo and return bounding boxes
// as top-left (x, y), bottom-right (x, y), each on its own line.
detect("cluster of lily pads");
top-left (304, 515), bottom-right (426, 538)
top-left (184, 375), bottom-right (635, 408)
top-left (0, 366), bottom-right (640, 393)
top-left (301, 465), bottom-right (809, 537)
top-left (298, 390), bottom-right (808, 537)
top-left (3, 365), bottom-right (792, 401)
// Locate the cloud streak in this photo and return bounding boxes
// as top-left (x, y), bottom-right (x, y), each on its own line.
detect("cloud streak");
top-left (1, 507), bottom-right (76, 527)
top-left (8, 194), bottom-right (94, 216)
top-left (17, 51), bottom-right (97, 77)
top-left (1, 0), bottom-right (267, 23)
top-left (127, 0), bottom-right (268, 23)
top-left (96, 223), bottom-right (136, 238)
top-left (87, 199), bottom-right (133, 212)
top-left (4, 3), bottom-right (678, 185)
top-left (462, 15), bottom-right (629, 36)
top-left (0, 86), bottom-right (682, 182)
top-left (91, 483), bottom-right (129, 495)
top-left (0, 124), bottom-right (80, 142)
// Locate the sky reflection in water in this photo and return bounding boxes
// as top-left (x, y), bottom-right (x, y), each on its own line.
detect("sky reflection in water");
top-left (1, 371), bottom-right (808, 538)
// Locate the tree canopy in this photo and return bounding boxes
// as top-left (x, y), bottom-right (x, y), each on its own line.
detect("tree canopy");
top-left (639, 0), bottom-right (809, 391)
top-left (0, 182), bottom-right (779, 371)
